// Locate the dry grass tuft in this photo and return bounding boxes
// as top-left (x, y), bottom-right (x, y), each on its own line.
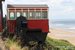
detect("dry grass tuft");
top-left (10, 45), bottom-right (20, 50)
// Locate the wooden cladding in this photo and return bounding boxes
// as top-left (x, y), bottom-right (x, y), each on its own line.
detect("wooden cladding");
top-left (36, 9), bottom-right (41, 10)
top-left (9, 9), bottom-right (15, 10)
top-left (29, 9), bottom-right (34, 10)
top-left (42, 9), bottom-right (47, 10)
top-left (16, 9), bottom-right (21, 10)
top-left (23, 9), bottom-right (28, 10)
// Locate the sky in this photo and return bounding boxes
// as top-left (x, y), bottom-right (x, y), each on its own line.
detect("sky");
top-left (2, 0), bottom-right (75, 20)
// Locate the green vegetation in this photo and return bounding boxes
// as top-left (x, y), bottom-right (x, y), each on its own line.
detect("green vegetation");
top-left (6, 36), bottom-right (28, 50)
top-left (28, 41), bottom-right (38, 45)
top-left (5, 36), bottom-right (75, 50)
top-left (44, 36), bottom-right (75, 50)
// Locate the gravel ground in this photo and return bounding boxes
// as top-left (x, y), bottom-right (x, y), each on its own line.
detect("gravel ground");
top-left (0, 32), bottom-right (8, 50)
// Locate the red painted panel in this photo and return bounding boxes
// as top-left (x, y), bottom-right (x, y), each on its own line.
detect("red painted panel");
top-left (7, 19), bottom-right (49, 33)
top-left (16, 9), bottom-right (21, 10)
top-left (0, 27), bottom-right (1, 32)
top-left (7, 20), bottom-right (16, 34)
top-left (0, 15), bottom-right (1, 32)
top-left (23, 9), bottom-right (28, 10)
top-left (36, 9), bottom-right (41, 10)
top-left (27, 19), bottom-right (49, 32)
top-left (29, 9), bottom-right (34, 10)
top-left (9, 9), bottom-right (15, 10)
top-left (42, 9), bottom-right (47, 10)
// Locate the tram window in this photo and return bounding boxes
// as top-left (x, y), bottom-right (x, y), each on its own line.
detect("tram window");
top-left (42, 11), bottom-right (47, 19)
top-left (36, 11), bottom-right (41, 19)
top-left (23, 11), bottom-right (28, 19)
top-left (30, 13), bottom-right (32, 17)
top-left (16, 12), bottom-right (21, 18)
top-left (9, 11), bottom-right (15, 19)
top-left (29, 11), bottom-right (35, 19)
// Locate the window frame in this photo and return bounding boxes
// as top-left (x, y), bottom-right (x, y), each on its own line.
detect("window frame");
top-left (42, 11), bottom-right (47, 19)
top-left (36, 11), bottom-right (41, 19)
top-left (29, 11), bottom-right (35, 19)
top-left (23, 11), bottom-right (28, 19)
top-left (16, 11), bottom-right (22, 18)
top-left (9, 11), bottom-right (15, 19)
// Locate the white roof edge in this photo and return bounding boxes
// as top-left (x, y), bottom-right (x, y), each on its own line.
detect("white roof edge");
top-left (7, 4), bottom-right (48, 7)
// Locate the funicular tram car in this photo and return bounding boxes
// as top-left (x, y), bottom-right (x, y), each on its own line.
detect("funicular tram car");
top-left (7, 4), bottom-right (49, 48)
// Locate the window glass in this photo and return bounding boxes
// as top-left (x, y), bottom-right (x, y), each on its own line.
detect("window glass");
top-left (42, 11), bottom-right (47, 19)
top-left (23, 11), bottom-right (28, 18)
top-left (9, 12), bottom-right (15, 19)
top-left (29, 11), bottom-right (35, 19)
top-left (36, 11), bottom-right (41, 19)
top-left (39, 13), bottom-right (41, 16)
top-left (16, 12), bottom-right (21, 18)
top-left (23, 12), bottom-right (26, 16)
top-left (30, 13), bottom-right (32, 17)
top-left (36, 13), bottom-right (38, 16)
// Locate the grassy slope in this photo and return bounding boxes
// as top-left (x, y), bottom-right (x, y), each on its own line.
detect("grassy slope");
top-left (6, 36), bottom-right (29, 50)
top-left (44, 36), bottom-right (75, 50)
top-left (6, 36), bottom-right (75, 50)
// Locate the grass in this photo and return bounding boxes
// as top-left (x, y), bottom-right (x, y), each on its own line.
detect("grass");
top-left (28, 41), bottom-right (38, 45)
top-left (6, 36), bottom-right (29, 50)
top-left (5, 36), bottom-right (75, 50)
top-left (44, 36), bottom-right (75, 50)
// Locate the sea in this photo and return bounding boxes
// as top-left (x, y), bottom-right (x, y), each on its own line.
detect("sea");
top-left (49, 20), bottom-right (75, 33)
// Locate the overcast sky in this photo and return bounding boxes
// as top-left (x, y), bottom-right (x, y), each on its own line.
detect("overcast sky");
top-left (2, 0), bottom-right (75, 20)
